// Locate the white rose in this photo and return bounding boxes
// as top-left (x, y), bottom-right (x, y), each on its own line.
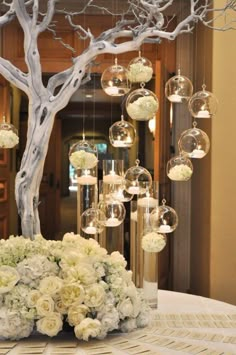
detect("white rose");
top-left (63, 264), bottom-right (97, 285)
top-left (36, 295), bottom-right (54, 316)
top-left (60, 283), bottom-right (85, 307)
top-left (39, 276), bottom-right (62, 296)
top-left (53, 296), bottom-right (68, 315)
top-left (36, 312), bottom-right (63, 337)
top-left (74, 318), bottom-right (101, 341)
top-left (27, 290), bottom-right (42, 308)
top-left (0, 266), bottom-right (20, 294)
top-left (84, 284), bottom-right (106, 308)
top-left (117, 298), bottom-right (134, 319)
top-left (67, 304), bottom-right (89, 326)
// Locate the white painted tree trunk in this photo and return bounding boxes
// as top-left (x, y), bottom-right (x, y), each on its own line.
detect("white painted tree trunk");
top-left (15, 100), bottom-right (56, 239)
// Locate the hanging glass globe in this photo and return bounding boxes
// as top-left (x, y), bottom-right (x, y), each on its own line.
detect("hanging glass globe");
top-left (167, 154), bottom-right (193, 181)
top-left (110, 179), bottom-right (134, 202)
top-left (81, 208), bottom-right (106, 235)
top-left (141, 232), bottom-right (167, 253)
top-left (109, 115), bottom-right (136, 148)
top-left (126, 86), bottom-right (159, 121)
top-left (188, 84), bottom-right (218, 118)
top-left (0, 120), bottom-right (19, 149)
top-left (98, 199), bottom-right (126, 227)
top-left (124, 159), bottom-right (152, 195)
top-left (178, 123), bottom-right (210, 159)
top-left (69, 138), bottom-right (98, 170)
top-left (165, 69), bottom-right (193, 103)
top-left (127, 52), bottom-right (153, 83)
top-left (150, 199), bottom-right (178, 233)
top-left (101, 58), bottom-right (131, 96)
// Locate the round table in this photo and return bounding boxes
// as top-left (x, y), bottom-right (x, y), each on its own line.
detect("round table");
top-left (3, 290), bottom-right (236, 355)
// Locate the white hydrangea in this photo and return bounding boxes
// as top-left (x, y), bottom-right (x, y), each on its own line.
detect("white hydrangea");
top-left (69, 150), bottom-right (98, 169)
top-left (0, 130), bottom-right (19, 149)
top-left (0, 308), bottom-right (34, 340)
top-left (0, 266), bottom-right (20, 294)
top-left (128, 62), bottom-right (153, 83)
top-left (168, 164), bottom-right (193, 181)
top-left (142, 232), bottom-right (167, 253)
top-left (127, 96), bottom-right (158, 120)
top-left (17, 255), bottom-right (59, 288)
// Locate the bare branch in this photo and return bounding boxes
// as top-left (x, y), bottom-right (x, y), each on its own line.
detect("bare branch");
top-left (0, 57), bottom-right (29, 94)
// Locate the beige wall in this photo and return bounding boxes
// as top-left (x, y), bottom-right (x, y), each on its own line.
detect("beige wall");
top-left (210, 11), bottom-right (236, 304)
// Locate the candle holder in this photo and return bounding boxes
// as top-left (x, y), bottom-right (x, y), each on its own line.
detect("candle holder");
top-left (109, 115), bottom-right (136, 148)
top-left (101, 58), bottom-right (131, 96)
top-left (188, 84), bottom-right (218, 118)
top-left (165, 69), bottom-right (193, 103)
top-left (135, 182), bottom-right (159, 288)
top-left (77, 167), bottom-right (98, 237)
top-left (178, 122), bottom-right (210, 159)
top-left (150, 199), bottom-right (178, 234)
top-left (124, 159), bottom-right (152, 195)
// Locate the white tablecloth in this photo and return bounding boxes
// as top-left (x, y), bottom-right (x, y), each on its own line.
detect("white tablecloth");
top-left (2, 290), bottom-right (236, 355)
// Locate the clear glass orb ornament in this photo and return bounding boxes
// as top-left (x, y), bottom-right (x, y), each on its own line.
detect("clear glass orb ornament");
top-left (167, 154), bottom-right (193, 181)
top-left (165, 69), bottom-right (193, 103)
top-left (0, 119), bottom-right (19, 149)
top-left (98, 199), bottom-right (126, 227)
top-left (127, 52), bottom-right (153, 83)
top-left (188, 84), bottom-right (218, 118)
top-left (178, 122), bottom-right (210, 159)
top-left (69, 137), bottom-right (98, 170)
top-left (126, 85), bottom-right (159, 121)
top-left (101, 58), bottom-right (131, 96)
top-left (124, 159), bottom-right (152, 195)
top-left (109, 115), bottom-right (136, 148)
top-left (81, 207), bottom-right (106, 235)
top-left (110, 180), bottom-right (134, 202)
top-left (150, 199), bottom-right (178, 233)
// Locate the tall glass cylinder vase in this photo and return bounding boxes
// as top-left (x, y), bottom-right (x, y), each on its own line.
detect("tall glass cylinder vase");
top-left (130, 200), bottom-right (138, 284)
top-left (77, 167), bottom-right (98, 238)
top-left (143, 251), bottom-right (158, 308)
top-left (136, 182), bottom-right (159, 289)
top-left (98, 178), bottom-right (124, 255)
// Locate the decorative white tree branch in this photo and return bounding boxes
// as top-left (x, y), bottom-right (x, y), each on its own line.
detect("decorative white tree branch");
top-left (0, 0), bottom-right (234, 239)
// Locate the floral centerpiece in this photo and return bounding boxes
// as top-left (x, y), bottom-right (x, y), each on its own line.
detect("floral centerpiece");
top-left (167, 164), bottom-right (193, 181)
top-left (69, 150), bottom-right (98, 170)
top-left (0, 233), bottom-right (150, 341)
top-left (127, 96), bottom-right (158, 121)
top-left (0, 123), bottom-right (19, 149)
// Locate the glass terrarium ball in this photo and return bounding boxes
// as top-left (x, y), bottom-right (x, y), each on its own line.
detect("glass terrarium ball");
top-left (167, 154), bottom-right (193, 181)
top-left (81, 208), bottom-right (106, 235)
top-left (109, 116), bottom-right (136, 148)
top-left (188, 86), bottom-right (218, 118)
top-left (69, 140), bottom-right (98, 170)
top-left (150, 203), bottom-right (178, 233)
top-left (98, 199), bottom-right (126, 227)
top-left (124, 160), bottom-right (152, 195)
top-left (178, 127), bottom-right (210, 159)
top-left (110, 181), bottom-right (134, 202)
top-left (0, 122), bottom-right (19, 149)
top-left (165, 71), bottom-right (193, 103)
top-left (127, 55), bottom-right (153, 83)
top-left (101, 63), bottom-right (131, 96)
top-left (126, 88), bottom-right (159, 121)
